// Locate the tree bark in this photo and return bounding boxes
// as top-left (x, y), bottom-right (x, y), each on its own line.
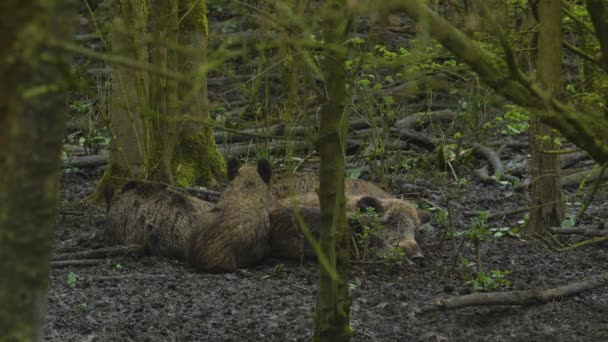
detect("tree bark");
top-left (313, 1), bottom-right (352, 341)
top-left (149, 0), bottom-right (179, 184)
top-left (175, 0), bottom-right (225, 186)
top-left (0, 0), bottom-right (75, 339)
top-left (526, 0), bottom-right (565, 236)
top-left (108, 0), bottom-right (148, 179)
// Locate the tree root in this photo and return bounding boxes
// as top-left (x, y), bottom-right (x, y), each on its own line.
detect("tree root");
top-left (433, 272), bottom-right (608, 310)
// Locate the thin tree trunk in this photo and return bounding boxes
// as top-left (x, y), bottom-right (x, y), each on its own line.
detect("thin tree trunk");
top-left (314, 1), bottom-right (352, 341)
top-left (148, 0), bottom-right (179, 184)
top-left (0, 0), bottom-right (76, 339)
top-left (176, 0), bottom-right (225, 186)
top-left (526, 0), bottom-right (564, 236)
top-left (94, 0), bottom-right (149, 199)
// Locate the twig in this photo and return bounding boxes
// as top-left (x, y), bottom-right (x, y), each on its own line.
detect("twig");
top-left (53, 245), bottom-right (144, 261)
top-left (51, 259), bottom-right (107, 268)
top-left (576, 162), bottom-right (608, 221)
top-left (463, 207), bottom-right (528, 219)
top-left (555, 235), bottom-right (608, 252)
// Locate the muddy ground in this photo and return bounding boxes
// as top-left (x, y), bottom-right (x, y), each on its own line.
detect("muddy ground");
top-left (44, 165), bottom-right (608, 342)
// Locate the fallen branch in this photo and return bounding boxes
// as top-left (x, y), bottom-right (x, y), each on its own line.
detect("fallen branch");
top-left (554, 235), bottom-right (608, 252)
top-left (472, 144), bottom-right (519, 184)
top-left (391, 128), bottom-right (438, 151)
top-left (433, 272), bottom-right (608, 310)
top-left (51, 259), bottom-right (107, 268)
top-left (394, 109), bottom-right (457, 129)
top-left (549, 225), bottom-right (608, 237)
top-left (560, 151), bottom-right (590, 169)
top-left (562, 165), bottom-right (608, 187)
top-left (90, 274), bottom-right (174, 282)
top-left (185, 187), bottom-right (221, 202)
top-left (53, 245), bottom-right (144, 261)
top-left (62, 153), bottom-right (109, 168)
top-left (463, 206), bottom-right (528, 219)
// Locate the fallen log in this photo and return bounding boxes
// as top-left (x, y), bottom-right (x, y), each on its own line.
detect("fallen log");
top-left (549, 225), bottom-right (608, 237)
top-left (562, 166), bottom-right (608, 187)
top-left (433, 272), bottom-right (608, 310)
top-left (62, 153), bottom-right (108, 168)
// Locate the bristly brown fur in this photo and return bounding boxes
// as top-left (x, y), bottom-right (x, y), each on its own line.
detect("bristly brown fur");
top-left (187, 159), bottom-right (273, 272)
top-left (105, 181), bottom-right (214, 259)
top-left (269, 172), bottom-right (425, 260)
top-left (272, 171), bottom-right (393, 199)
top-left (105, 158), bottom-right (274, 272)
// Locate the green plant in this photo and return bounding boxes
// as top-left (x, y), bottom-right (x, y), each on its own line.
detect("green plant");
top-left (350, 207), bottom-right (382, 263)
top-left (491, 226), bottom-right (521, 238)
top-left (69, 100), bottom-right (92, 114)
top-left (272, 263), bottom-right (286, 275)
top-left (461, 211), bottom-right (491, 242)
top-left (67, 272), bottom-right (78, 288)
top-left (347, 166), bottom-right (363, 179)
top-left (465, 269), bottom-right (512, 291)
top-left (496, 105), bottom-right (530, 136)
top-left (385, 247), bottom-right (407, 269)
top-left (348, 276), bottom-right (362, 291)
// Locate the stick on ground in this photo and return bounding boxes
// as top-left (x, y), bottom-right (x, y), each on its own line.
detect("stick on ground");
top-left (53, 245), bottom-right (144, 261)
top-left (433, 272), bottom-right (608, 310)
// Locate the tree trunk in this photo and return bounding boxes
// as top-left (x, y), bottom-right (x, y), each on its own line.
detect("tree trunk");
top-left (95, 0), bottom-right (149, 199)
top-left (526, 0), bottom-right (565, 236)
top-left (107, 3), bottom-right (148, 178)
top-left (175, 0), bottom-right (225, 186)
top-left (149, 0), bottom-right (179, 184)
top-left (313, 1), bottom-right (352, 341)
top-left (0, 0), bottom-right (76, 339)
top-left (97, 0), bottom-right (225, 191)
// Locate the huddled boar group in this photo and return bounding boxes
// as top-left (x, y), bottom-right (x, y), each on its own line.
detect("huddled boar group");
top-left (104, 158), bottom-right (426, 272)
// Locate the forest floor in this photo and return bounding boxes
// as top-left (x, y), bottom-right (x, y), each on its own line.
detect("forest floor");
top-left (45, 164), bottom-right (608, 342)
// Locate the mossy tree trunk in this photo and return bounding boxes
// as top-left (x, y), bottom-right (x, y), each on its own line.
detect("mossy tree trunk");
top-left (175, 0), bottom-right (225, 186)
top-left (526, 0), bottom-right (565, 236)
top-left (107, 0), bottom-right (149, 181)
top-left (0, 0), bottom-right (76, 340)
top-left (149, 0), bottom-right (179, 184)
top-left (99, 0), bottom-right (225, 191)
top-left (314, 1), bottom-right (352, 341)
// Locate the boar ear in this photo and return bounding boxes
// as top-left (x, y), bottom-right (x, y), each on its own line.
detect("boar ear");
top-left (227, 158), bottom-right (242, 181)
top-left (356, 196), bottom-right (384, 214)
top-left (257, 159), bottom-right (272, 184)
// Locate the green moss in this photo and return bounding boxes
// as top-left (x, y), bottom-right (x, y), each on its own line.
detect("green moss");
top-left (174, 125), bottom-right (225, 186)
top-left (174, 161), bottom-right (196, 188)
